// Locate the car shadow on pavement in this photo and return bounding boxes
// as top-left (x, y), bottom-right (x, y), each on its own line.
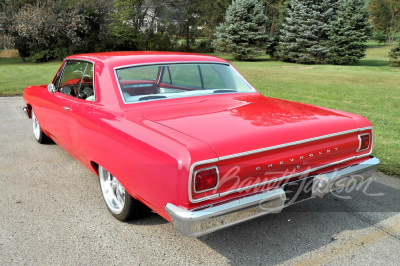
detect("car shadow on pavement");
top-left (127, 211), bottom-right (169, 226)
top-left (196, 172), bottom-right (400, 264)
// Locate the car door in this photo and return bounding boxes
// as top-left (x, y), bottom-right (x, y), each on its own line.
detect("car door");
top-left (64, 62), bottom-right (98, 163)
top-left (41, 61), bottom-right (89, 150)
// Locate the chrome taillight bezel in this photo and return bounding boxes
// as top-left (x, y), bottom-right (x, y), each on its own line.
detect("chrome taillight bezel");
top-left (193, 166), bottom-right (220, 193)
top-left (357, 133), bottom-right (371, 152)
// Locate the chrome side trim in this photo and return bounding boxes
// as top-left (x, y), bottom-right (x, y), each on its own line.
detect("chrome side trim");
top-left (219, 127), bottom-right (372, 161)
top-left (168, 157), bottom-right (379, 237)
top-left (189, 127), bottom-right (373, 203)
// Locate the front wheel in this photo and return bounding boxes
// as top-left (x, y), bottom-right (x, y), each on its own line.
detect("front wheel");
top-left (98, 165), bottom-right (149, 221)
top-left (31, 108), bottom-right (50, 144)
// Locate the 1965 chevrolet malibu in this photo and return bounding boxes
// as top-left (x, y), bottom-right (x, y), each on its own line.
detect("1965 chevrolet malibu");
top-left (23, 52), bottom-right (379, 237)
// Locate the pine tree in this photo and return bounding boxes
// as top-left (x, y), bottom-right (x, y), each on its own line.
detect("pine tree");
top-left (266, 0), bottom-right (290, 58)
top-left (214, 0), bottom-right (268, 60)
top-left (326, 0), bottom-right (372, 65)
top-left (277, 0), bottom-right (334, 64)
top-left (277, 0), bottom-right (371, 65)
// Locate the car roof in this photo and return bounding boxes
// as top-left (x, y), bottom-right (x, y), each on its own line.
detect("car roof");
top-left (65, 51), bottom-right (229, 69)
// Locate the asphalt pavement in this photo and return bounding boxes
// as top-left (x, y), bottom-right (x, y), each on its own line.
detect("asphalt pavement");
top-left (1, 96), bottom-right (400, 265)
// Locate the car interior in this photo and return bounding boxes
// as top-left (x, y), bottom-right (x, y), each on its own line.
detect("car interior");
top-left (55, 61), bottom-right (95, 101)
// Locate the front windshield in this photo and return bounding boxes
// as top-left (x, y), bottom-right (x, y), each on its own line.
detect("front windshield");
top-left (115, 63), bottom-right (254, 103)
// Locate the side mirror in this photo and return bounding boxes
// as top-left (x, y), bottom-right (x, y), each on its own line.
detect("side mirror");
top-left (47, 83), bottom-right (56, 93)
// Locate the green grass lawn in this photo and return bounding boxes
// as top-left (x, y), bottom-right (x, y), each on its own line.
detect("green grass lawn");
top-left (0, 57), bottom-right (61, 95)
top-left (1, 42), bottom-right (399, 176)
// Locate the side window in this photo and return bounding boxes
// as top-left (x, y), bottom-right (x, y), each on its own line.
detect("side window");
top-left (81, 63), bottom-right (95, 101)
top-left (118, 65), bottom-right (159, 81)
top-left (118, 65), bottom-right (159, 98)
top-left (57, 61), bottom-right (95, 101)
top-left (200, 64), bottom-right (227, 90)
top-left (167, 65), bottom-right (202, 88)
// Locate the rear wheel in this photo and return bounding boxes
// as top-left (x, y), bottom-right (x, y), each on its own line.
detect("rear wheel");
top-left (31, 109), bottom-right (50, 144)
top-left (98, 165), bottom-right (149, 221)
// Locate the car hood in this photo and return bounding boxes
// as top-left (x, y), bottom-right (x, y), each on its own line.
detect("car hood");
top-left (132, 94), bottom-right (362, 157)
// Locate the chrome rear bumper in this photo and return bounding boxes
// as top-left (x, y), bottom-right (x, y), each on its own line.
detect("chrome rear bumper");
top-left (165, 157), bottom-right (380, 237)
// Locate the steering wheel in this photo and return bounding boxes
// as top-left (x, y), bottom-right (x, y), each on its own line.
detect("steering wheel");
top-left (74, 79), bottom-right (85, 99)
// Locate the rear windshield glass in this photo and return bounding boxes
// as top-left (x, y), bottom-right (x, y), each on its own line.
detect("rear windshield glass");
top-left (115, 63), bottom-right (254, 103)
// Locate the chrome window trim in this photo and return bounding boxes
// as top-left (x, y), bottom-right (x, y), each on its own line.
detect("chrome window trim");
top-left (53, 61), bottom-right (67, 89)
top-left (357, 133), bottom-right (371, 152)
top-left (113, 62), bottom-right (257, 105)
top-left (113, 61), bottom-right (230, 70)
top-left (193, 166), bottom-right (220, 193)
top-left (188, 126), bottom-right (373, 203)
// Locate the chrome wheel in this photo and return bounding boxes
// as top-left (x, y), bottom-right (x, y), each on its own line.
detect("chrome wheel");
top-left (31, 108), bottom-right (50, 144)
top-left (98, 165), bottom-right (150, 221)
top-left (99, 166), bottom-right (125, 215)
top-left (32, 109), bottom-right (41, 140)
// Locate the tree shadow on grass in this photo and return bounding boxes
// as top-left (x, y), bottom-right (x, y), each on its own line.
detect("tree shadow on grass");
top-left (244, 57), bottom-right (274, 62)
top-left (366, 44), bottom-right (388, 49)
top-left (0, 57), bottom-right (25, 65)
top-left (353, 59), bottom-right (389, 67)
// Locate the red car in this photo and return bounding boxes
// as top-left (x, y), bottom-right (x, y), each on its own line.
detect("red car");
top-left (23, 52), bottom-right (379, 237)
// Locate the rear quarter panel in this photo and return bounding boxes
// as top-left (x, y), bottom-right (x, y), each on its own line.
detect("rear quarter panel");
top-left (68, 102), bottom-right (218, 220)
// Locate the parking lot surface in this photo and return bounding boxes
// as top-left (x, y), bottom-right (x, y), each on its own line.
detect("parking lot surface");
top-left (1, 97), bottom-right (400, 265)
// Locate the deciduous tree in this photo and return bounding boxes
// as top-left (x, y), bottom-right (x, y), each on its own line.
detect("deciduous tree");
top-left (0, 0), bottom-right (110, 61)
top-left (197, 0), bottom-right (231, 38)
top-left (369, 0), bottom-right (400, 46)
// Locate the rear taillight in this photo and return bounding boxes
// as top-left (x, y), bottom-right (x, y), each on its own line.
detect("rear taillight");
top-left (194, 167), bottom-right (219, 193)
top-left (357, 133), bottom-right (371, 152)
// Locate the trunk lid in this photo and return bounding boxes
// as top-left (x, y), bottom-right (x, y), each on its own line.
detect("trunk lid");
top-left (138, 94), bottom-right (359, 157)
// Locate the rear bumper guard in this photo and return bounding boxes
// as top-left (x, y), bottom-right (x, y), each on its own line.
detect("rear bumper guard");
top-left (165, 157), bottom-right (380, 237)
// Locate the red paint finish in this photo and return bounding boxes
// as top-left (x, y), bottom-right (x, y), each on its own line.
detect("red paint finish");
top-left (23, 52), bottom-right (375, 221)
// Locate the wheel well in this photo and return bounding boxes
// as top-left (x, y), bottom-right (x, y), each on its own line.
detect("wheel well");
top-left (27, 104), bottom-right (32, 118)
top-left (90, 161), bottom-right (99, 176)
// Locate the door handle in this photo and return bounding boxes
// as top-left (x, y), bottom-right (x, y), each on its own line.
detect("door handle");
top-left (63, 106), bottom-right (71, 112)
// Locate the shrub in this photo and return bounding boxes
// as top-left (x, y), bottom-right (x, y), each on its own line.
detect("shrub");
top-left (145, 32), bottom-right (171, 51)
top-left (373, 31), bottom-right (388, 45)
top-left (389, 44), bottom-right (400, 67)
top-left (196, 39), bottom-right (215, 53)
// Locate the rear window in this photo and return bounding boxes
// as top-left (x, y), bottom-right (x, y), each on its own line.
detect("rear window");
top-left (115, 63), bottom-right (254, 103)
